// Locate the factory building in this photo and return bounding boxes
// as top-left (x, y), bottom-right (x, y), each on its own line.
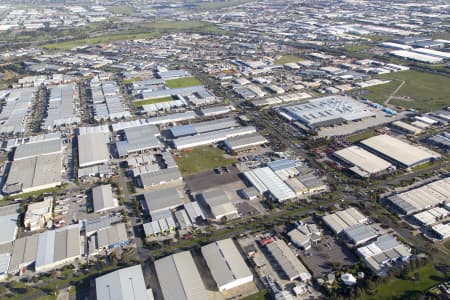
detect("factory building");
top-left (24, 196), bottom-right (53, 232)
top-left (154, 251), bottom-right (208, 300)
top-left (265, 239), bottom-right (311, 281)
top-left (43, 83), bottom-right (81, 130)
top-left (116, 124), bottom-right (161, 157)
top-left (78, 132), bottom-right (110, 167)
top-left (8, 235), bottom-right (38, 274)
top-left (412, 207), bottom-right (449, 226)
top-left (142, 187), bottom-right (183, 220)
top-left (0, 88), bottom-right (35, 134)
top-left (431, 223), bottom-right (450, 240)
top-left (35, 224), bottom-right (81, 273)
top-left (244, 167), bottom-right (296, 202)
top-left (137, 167), bottom-right (183, 189)
top-left (387, 178), bottom-right (450, 215)
top-left (334, 146), bottom-right (394, 178)
top-left (343, 223), bottom-right (379, 245)
top-left (0, 203), bottom-right (20, 245)
top-left (92, 184), bottom-right (118, 213)
top-left (360, 134), bottom-right (441, 169)
top-left (357, 234), bottom-right (411, 276)
top-left (322, 207), bottom-right (368, 234)
top-left (278, 95), bottom-right (375, 129)
top-left (199, 190), bottom-right (238, 220)
top-left (201, 238), bottom-right (253, 291)
top-left (224, 132), bottom-right (268, 153)
top-left (288, 224), bottom-right (321, 250)
top-left (96, 265), bottom-right (151, 300)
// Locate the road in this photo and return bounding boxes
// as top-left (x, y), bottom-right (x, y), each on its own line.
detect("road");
top-left (384, 80), bottom-right (405, 106)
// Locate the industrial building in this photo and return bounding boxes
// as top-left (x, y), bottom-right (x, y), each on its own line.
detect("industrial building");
top-left (24, 196), bottom-right (53, 232)
top-left (154, 251), bottom-right (208, 300)
top-left (78, 132), bottom-right (110, 167)
top-left (244, 167), bottom-right (296, 202)
top-left (142, 188), bottom-right (183, 220)
top-left (92, 184), bottom-right (118, 213)
top-left (357, 234), bottom-right (411, 276)
top-left (360, 134), bottom-right (441, 168)
top-left (91, 79), bottom-right (131, 121)
top-left (173, 126), bottom-right (256, 150)
top-left (199, 190), bottom-right (238, 220)
top-left (0, 204), bottom-right (20, 245)
top-left (391, 121), bottom-right (423, 135)
top-left (224, 132), bottom-right (268, 153)
top-left (96, 223), bottom-right (128, 250)
top-left (184, 201), bottom-right (206, 223)
top-left (8, 235), bottom-right (38, 274)
top-left (0, 88), bottom-right (35, 134)
top-left (116, 124), bottom-right (161, 157)
top-left (334, 146), bottom-right (394, 178)
top-left (288, 224), bottom-right (321, 250)
top-left (265, 239), bottom-right (311, 281)
top-left (43, 84), bottom-right (81, 130)
top-left (96, 265), bottom-right (151, 300)
top-left (322, 207), bottom-right (368, 234)
top-left (13, 138), bottom-right (62, 160)
top-left (431, 223), bottom-right (450, 240)
top-left (387, 178), bottom-right (450, 215)
top-left (200, 105), bottom-right (234, 117)
top-left (412, 207), bottom-right (449, 226)
top-left (201, 238), bottom-right (253, 291)
top-left (35, 224), bottom-right (81, 273)
top-left (390, 50), bottom-right (443, 64)
top-left (169, 117), bottom-right (238, 138)
top-left (137, 167), bottom-right (183, 189)
top-left (343, 223), bottom-right (378, 245)
top-left (278, 95), bottom-right (375, 129)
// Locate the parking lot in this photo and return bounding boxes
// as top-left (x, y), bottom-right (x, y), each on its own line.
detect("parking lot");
top-left (184, 165), bottom-right (242, 192)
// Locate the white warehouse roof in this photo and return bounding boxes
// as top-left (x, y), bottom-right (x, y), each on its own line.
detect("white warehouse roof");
top-left (201, 238), bottom-right (253, 291)
top-left (78, 132), bottom-right (110, 167)
top-left (155, 251), bottom-right (208, 300)
top-left (96, 265), bottom-right (150, 300)
top-left (334, 146), bottom-right (393, 175)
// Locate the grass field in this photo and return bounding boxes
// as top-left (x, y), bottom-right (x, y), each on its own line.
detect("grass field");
top-left (362, 70), bottom-right (450, 112)
top-left (241, 290), bottom-right (269, 300)
top-left (275, 55), bottom-right (303, 64)
top-left (134, 96), bottom-right (174, 108)
top-left (347, 130), bottom-right (377, 143)
top-left (343, 44), bottom-right (371, 53)
top-left (123, 77), bottom-right (142, 84)
top-left (165, 77), bottom-right (202, 89)
top-left (361, 264), bottom-right (444, 300)
top-left (43, 21), bottom-right (222, 50)
top-left (105, 5), bottom-right (135, 15)
top-left (175, 146), bottom-right (237, 176)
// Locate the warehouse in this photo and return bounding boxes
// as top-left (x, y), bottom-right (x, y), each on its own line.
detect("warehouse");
top-left (174, 209), bottom-right (192, 230)
top-left (184, 201), bottom-right (206, 223)
top-left (96, 265), bottom-right (151, 300)
top-left (431, 223), bottom-right (450, 240)
top-left (0, 204), bottom-right (20, 245)
top-left (142, 187), bottom-right (183, 220)
top-left (391, 121), bottom-right (423, 135)
top-left (0, 88), bottom-right (35, 134)
top-left (116, 124), bottom-right (161, 157)
top-left (4, 153), bottom-right (63, 194)
top-left (97, 223), bottom-right (128, 250)
top-left (387, 178), bottom-right (450, 215)
top-left (278, 96), bottom-right (375, 129)
top-left (360, 134), bottom-right (441, 168)
top-left (169, 125), bottom-right (197, 138)
top-left (224, 133), bottom-right (268, 153)
top-left (390, 50), bottom-right (442, 63)
top-left (24, 196), bottom-right (53, 232)
top-left (173, 126), bottom-right (256, 150)
top-left (137, 167), bottom-right (182, 189)
top-left (13, 138), bottom-right (62, 160)
top-left (92, 184), bottom-right (118, 213)
top-left (78, 132), bottom-right (110, 167)
top-left (168, 117), bottom-right (239, 139)
top-left (202, 238), bottom-right (253, 291)
top-left (155, 251), bottom-right (208, 300)
top-left (413, 207), bottom-right (449, 226)
top-left (35, 224), bottom-right (81, 273)
top-left (200, 105), bottom-right (234, 117)
top-left (288, 224), bottom-right (321, 250)
top-left (140, 85), bottom-right (205, 100)
top-left (343, 223), bottom-right (378, 245)
top-left (244, 167), bottom-right (296, 202)
top-left (43, 84), bottom-right (81, 130)
top-left (322, 207), bottom-right (368, 234)
top-left (357, 234), bottom-right (411, 276)
top-left (265, 239), bottom-right (311, 281)
top-left (8, 235), bottom-right (38, 274)
top-left (199, 190), bottom-right (238, 220)
top-left (334, 146), bottom-right (394, 178)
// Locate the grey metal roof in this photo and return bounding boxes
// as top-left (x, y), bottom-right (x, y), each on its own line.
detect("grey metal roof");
top-left (143, 187), bottom-right (183, 218)
top-left (78, 133), bottom-right (109, 167)
top-left (92, 184), bottom-right (117, 212)
top-left (139, 168), bottom-right (182, 188)
top-left (96, 265), bottom-right (150, 300)
top-left (343, 223), bottom-right (378, 245)
top-left (155, 251), bottom-right (208, 300)
top-left (224, 132), bottom-right (268, 151)
top-left (190, 117), bottom-right (238, 134)
top-left (0, 204), bottom-right (20, 245)
top-left (201, 239), bottom-right (253, 290)
top-left (169, 125), bottom-right (197, 138)
top-left (9, 235), bottom-right (38, 273)
top-left (266, 240), bottom-right (310, 281)
top-left (267, 159), bottom-right (297, 171)
top-left (14, 139), bottom-right (62, 160)
top-left (116, 125), bottom-right (161, 157)
top-left (97, 223), bottom-right (128, 249)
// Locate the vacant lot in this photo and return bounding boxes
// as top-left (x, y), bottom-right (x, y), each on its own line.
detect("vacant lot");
top-left (174, 146), bottom-right (237, 176)
top-left (363, 70), bottom-right (450, 112)
top-left (105, 5), bottom-right (135, 15)
top-left (275, 55), bottom-right (303, 64)
top-left (362, 264), bottom-right (444, 300)
top-left (165, 77), bottom-right (202, 89)
top-left (134, 96), bottom-right (174, 108)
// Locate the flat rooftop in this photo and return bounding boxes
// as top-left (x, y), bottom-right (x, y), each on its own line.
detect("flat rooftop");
top-left (334, 146), bottom-right (393, 175)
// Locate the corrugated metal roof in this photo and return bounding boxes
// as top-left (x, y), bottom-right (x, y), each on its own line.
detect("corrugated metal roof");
top-left (96, 265), bottom-right (149, 300)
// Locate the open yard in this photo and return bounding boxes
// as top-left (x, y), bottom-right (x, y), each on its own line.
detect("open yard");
top-left (363, 70), bottom-right (450, 112)
top-left (362, 264), bottom-right (445, 300)
top-left (174, 146), bottom-right (237, 176)
top-left (275, 55), bottom-right (303, 64)
top-left (165, 77), bottom-right (202, 89)
top-left (105, 5), bottom-right (135, 15)
top-left (134, 96), bottom-right (174, 108)
top-left (241, 290), bottom-right (269, 300)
